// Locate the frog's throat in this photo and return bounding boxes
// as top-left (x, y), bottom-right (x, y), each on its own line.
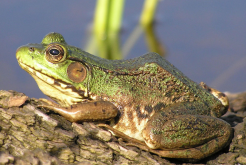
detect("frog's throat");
top-left (18, 61), bottom-right (87, 107)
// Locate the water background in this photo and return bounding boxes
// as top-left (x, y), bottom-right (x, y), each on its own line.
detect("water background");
top-left (1, 1), bottom-right (246, 99)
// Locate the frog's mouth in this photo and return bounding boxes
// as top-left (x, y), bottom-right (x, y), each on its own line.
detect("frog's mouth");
top-left (18, 61), bottom-right (87, 107)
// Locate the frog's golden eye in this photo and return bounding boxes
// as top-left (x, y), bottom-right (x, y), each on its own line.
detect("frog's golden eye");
top-left (45, 44), bottom-right (66, 63)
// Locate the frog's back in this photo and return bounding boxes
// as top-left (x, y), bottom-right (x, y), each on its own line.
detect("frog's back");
top-left (85, 52), bottom-right (216, 106)
top-left (109, 53), bottom-right (213, 105)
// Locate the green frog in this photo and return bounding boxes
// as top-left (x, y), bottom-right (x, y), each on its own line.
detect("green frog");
top-left (16, 32), bottom-right (232, 161)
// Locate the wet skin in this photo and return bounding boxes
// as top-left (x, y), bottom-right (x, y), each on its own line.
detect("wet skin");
top-left (16, 32), bottom-right (232, 161)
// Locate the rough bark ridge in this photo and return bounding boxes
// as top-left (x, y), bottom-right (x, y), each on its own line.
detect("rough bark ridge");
top-left (0, 90), bottom-right (246, 165)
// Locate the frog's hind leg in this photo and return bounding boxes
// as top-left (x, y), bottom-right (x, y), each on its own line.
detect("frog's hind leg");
top-left (142, 113), bottom-right (233, 161)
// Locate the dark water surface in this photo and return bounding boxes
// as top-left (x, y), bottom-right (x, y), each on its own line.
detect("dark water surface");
top-left (0, 1), bottom-right (246, 99)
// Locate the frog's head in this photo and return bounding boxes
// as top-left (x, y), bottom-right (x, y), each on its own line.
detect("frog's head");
top-left (16, 32), bottom-right (91, 107)
top-left (200, 82), bottom-right (229, 117)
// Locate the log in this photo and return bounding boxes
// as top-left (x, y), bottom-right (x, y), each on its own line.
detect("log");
top-left (0, 90), bottom-right (246, 164)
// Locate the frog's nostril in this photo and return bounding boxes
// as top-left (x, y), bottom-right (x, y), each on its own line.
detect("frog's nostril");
top-left (29, 47), bottom-right (35, 52)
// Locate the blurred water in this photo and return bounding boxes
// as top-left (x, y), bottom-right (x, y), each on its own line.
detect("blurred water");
top-left (0, 0), bottom-right (245, 99)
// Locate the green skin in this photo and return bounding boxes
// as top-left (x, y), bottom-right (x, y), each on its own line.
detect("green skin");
top-left (16, 32), bottom-right (232, 161)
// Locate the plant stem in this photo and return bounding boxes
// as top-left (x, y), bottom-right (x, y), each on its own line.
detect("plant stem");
top-left (94, 0), bottom-right (109, 39)
top-left (108, 0), bottom-right (125, 33)
top-left (140, 0), bottom-right (158, 26)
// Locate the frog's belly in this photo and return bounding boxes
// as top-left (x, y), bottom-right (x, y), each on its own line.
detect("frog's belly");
top-left (112, 107), bottom-right (155, 142)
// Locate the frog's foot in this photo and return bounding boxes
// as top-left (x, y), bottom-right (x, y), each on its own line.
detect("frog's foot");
top-left (97, 124), bottom-right (168, 156)
top-left (142, 113), bottom-right (233, 161)
top-left (39, 101), bottom-right (118, 122)
top-left (127, 141), bottom-right (227, 162)
top-left (97, 124), bottom-right (146, 146)
top-left (39, 98), bottom-right (59, 107)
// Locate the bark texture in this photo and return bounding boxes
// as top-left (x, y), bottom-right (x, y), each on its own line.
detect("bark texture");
top-left (0, 90), bottom-right (246, 165)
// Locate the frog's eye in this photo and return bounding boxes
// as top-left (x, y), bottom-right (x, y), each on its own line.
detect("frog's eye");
top-left (45, 44), bottom-right (66, 63)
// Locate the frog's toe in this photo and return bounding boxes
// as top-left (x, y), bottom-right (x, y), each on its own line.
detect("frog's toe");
top-left (39, 98), bottom-right (59, 107)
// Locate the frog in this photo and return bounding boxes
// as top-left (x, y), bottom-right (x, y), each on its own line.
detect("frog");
top-left (16, 32), bottom-right (232, 162)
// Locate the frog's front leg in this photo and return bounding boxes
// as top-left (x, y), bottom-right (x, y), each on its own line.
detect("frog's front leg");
top-left (39, 100), bottom-right (118, 122)
top-left (142, 104), bottom-right (233, 161)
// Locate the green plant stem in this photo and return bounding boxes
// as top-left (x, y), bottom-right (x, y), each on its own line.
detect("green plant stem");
top-left (108, 0), bottom-right (125, 33)
top-left (140, 0), bottom-right (158, 26)
top-left (94, 0), bottom-right (109, 39)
